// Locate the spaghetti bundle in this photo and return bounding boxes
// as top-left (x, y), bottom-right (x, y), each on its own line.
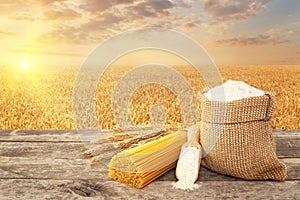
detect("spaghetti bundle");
top-left (108, 131), bottom-right (187, 189)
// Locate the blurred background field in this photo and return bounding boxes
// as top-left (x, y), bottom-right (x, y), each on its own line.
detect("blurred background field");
top-left (0, 65), bottom-right (299, 130)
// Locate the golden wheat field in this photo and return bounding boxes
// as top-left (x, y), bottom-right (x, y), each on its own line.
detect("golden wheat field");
top-left (0, 65), bottom-right (299, 130)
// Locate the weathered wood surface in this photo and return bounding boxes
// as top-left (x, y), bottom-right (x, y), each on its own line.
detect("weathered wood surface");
top-left (0, 130), bottom-right (299, 199)
top-left (1, 179), bottom-right (299, 200)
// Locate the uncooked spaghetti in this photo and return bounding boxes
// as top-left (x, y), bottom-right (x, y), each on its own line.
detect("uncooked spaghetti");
top-left (108, 131), bottom-right (187, 189)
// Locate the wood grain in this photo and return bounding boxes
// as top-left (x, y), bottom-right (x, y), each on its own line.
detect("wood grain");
top-left (0, 130), bottom-right (299, 157)
top-left (0, 179), bottom-right (299, 200)
top-left (0, 157), bottom-right (108, 180)
top-left (0, 157), bottom-right (299, 181)
top-left (0, 142), bottom-right (86, 158)
top-left (0, 130), bottom-right (110, 142)
top-left (0, 130), bottom-right (299, 199)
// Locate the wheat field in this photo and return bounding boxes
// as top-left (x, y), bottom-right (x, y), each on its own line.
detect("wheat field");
top-left (0, 65), bottom-right (299, 130)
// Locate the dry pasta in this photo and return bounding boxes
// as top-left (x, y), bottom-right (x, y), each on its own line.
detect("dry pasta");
top-left (108, 131), bottom-right (187, 188)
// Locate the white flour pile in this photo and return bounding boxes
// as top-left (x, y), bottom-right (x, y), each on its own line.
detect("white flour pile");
top-left (173, 146), bottom-right (200, 191)
top-left (204, 80), bottom-right (265, 101)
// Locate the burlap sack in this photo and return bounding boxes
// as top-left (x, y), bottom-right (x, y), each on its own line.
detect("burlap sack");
top-left (199, 92), bottom-right (287, 181)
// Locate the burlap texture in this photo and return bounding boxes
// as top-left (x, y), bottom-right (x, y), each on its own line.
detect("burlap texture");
top-left (199, 92), bottom-right (287, 181)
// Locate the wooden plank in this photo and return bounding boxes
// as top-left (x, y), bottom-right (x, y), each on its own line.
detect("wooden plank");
top-left (0, 130), bottom-right (80, 142)
top-left (0, 157), bottom-right (108, 180)
top-left (0, 138), bottom-right (298, 161)
top-left (1, 130), bottom-right (299, 160)
top-left (0, 133), bottom-right (299, 181)
top-left (0, 129), bottom-right (160, 142)
top-left (0, 179), bottom-right (299, 200)
top-left (1, 132), bottom-right (299, 159)
top-left (0, 142), bottom-right (86, 159)
top-left (0, 130), bottom-right (111, 142)
top-left (282, 158), bottom-right (300, 180)
top-left (1, 129), bottom-right (299, 142)
top-left (0, 157), bottom-right (299, 181)
top-left (273, 130), bottom-right (300, 135)
top-left (0, 131), bottom-right (299, 199)
top-left (274, 134), bottom-right (300, 158)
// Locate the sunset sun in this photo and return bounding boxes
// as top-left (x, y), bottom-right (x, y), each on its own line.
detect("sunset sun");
top-left (20, 62), bottom-right (29, 70)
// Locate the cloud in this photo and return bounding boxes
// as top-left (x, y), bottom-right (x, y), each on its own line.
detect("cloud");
top-left (35, 24), bottom-right (93, 44)
top-left (0, 31), bottom-right (16, 37)
top-left (202, 21), bottom-right (228, 28)
top-left (127, 0), bottom-right (174, 18)
top-left (79, 1), bottom-right (112, 13)
top-left (35, 12), bottom-right (122, 45)
top-left (213, 34), bottom-right (289, 46)
top-left (9, 47), bottom-right (81, 57)
top-left (267, 28), bottom-right (299, 36)
top-left (8, 43), bottom-right (81, 57)
top-left (81, 12), bottom-right (123, 31)
top-left (80, 0), bottom-right (134, 13)
top-left (208, 29), bottom-right (225, 35)
top-left (202, 0), bottom-right (271, 21)
top-left (292, 21), bottom-right (300, 25)
top-left (141, 0), bottom-right (174, 11)
top-left (267, 28), bottom-right (283, 34)
top-left (35, 0), bottom-right (178, 45)
top-left (172, 0), bottom-right (193, 8)
top-left (3, 0), bottom-right (70, 20)
top-left (144, 21), bottom-right (175, 29)
top-left (26, 0), bottom-right (68, 6)
top-left (24, 0), bottom-right (282, 48)
top-left (0, 31), bottom-right (14, 36)
top-left (9, 11), bottom-right (42, 21)
top-left (288, 30), bottom-right (300, 35)
top-left (44, 8), bottom-right (82, 20)
top-left (181, 22), bottom-right (200, 30)
top-left (1, 0), bottom-right (67, 9)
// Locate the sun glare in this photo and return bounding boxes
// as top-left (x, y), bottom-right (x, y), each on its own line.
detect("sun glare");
top-left (20, 62), bottom-right (29, 70)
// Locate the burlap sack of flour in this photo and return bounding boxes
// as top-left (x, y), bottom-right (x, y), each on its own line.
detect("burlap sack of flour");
top-left (199, 82), bottom-right (287, 181)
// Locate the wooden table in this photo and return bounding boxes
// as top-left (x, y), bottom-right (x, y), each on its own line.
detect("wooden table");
top-left (0, 130), bottom-right (299, 199)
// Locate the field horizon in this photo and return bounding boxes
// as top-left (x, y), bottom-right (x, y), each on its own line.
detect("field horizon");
top-left (0, 65), bottom-right (299, 130)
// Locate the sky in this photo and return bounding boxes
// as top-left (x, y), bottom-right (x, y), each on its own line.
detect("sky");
top-left (0, 0), bottom-right (299, 67)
